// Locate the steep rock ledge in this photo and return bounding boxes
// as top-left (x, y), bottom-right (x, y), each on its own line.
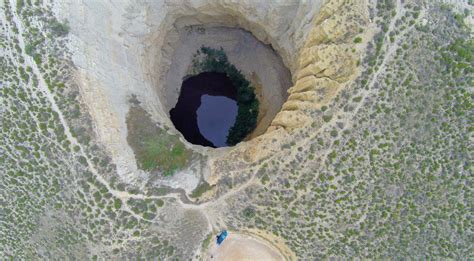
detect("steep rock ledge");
top-left (271, 0), bottom-right (368, 130)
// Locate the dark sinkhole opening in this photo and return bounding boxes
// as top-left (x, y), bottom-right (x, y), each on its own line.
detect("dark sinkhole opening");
top-left (169, 47), bottom-right (259, 148)
top-left (170, 72), bottom-right (237, 147)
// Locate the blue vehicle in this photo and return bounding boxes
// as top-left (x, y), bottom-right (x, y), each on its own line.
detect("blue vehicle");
top-left (216, 230), bottom-right (228, 245)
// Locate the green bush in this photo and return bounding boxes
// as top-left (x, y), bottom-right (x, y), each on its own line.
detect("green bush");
top-left (113, 198), bottom-right (122, 210)
top-left (49, 19), bottom-right (70, 36)
top-left (323, 115), bottom-right (332, 122)
top-left (25, 43), bottom-right (34, 56)
top-left (16, 0), bottom-right (24, 12)
top-left (126, 106), bottom-right (191, 176)
top-left (190, 181), bottom-right (214, 198)
top-left (242, 206), bottom-right (256, 219)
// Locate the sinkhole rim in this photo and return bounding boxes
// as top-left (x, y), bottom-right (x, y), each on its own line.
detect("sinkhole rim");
top-left (155, 23), bottom-right (293, 150)
top-left (170, 52), bottom-right (262, 148)
top-left (169, 71), bottom-right (245, 148)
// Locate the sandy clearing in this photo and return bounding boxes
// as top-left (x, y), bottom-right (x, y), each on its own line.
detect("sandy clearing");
top-left (207, 233), bottom-right (285, 261)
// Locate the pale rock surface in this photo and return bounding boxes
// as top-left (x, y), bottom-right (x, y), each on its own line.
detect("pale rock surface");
top-left (54, 0), bottom-right (325, 189)
top-left (241, 0), bottom-right (368, 165)
top-left (54, 0), bottom-right (367, 194)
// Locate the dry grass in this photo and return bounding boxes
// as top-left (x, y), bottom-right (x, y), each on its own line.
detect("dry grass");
top-left (126, 105), bottom-right (191, 175)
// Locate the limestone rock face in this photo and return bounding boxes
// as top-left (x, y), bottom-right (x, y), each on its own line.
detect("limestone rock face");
top-left (269, 0), bottom-right (368, 132)
top-left (230, 0), bottom-right (369, 167)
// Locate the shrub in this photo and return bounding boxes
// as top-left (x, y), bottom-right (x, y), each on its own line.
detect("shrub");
top-left (126, 106), bottom-right (191, 175)
top-left (33, 54), bottom-right (41, 65)
top-left (114, 198), bottom-right (122, 210)
top-left (155, 199), bottom-right (164, 207)
top-left (190, 181), bottom-right (214, 198)
top-left (25, 43), bottom-right (34, 56)
top-left (16, 0), bottom-right (24, 12)
top-left (49, 19), bottom-right (70, 36)
top-left (242, 206), bottom-right (256, 219)
top-left (323, 115), bottom-right (332, 122)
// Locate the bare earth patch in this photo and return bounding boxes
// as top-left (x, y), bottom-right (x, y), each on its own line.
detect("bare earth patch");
top-left (207, 233), bottom-right (284, 261)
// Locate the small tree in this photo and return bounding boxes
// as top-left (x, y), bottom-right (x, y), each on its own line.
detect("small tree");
top-left (50, 19), bottom-right (70, 36)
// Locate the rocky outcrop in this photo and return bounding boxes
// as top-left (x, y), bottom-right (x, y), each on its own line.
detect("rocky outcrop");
top-left (212, 0), bottom-right (370, 170)
top-left (270, 0), bottom-right (368, 130)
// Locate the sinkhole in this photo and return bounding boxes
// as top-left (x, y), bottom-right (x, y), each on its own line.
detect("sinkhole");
top-left (170, 71), bottom-right (239, 148)
top-left (161, 26), bottom-right (292, 148)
